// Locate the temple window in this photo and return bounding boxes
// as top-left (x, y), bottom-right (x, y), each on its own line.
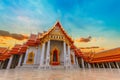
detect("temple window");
top-left (26, 51), bottom-right (34, 64)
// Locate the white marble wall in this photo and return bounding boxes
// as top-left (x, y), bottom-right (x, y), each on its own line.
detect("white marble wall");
top-left (24, 46), bottom-right (38, 64)
top-left (22, 40), bottom-right (78, 69)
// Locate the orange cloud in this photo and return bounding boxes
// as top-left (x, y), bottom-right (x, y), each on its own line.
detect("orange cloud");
top-left (0, 36), bottom-right (27, 49)
top-left (0, 30), bottom-right (28, 40)
top-left (76, 36), bottom-right (92, 42)
top-left (80, 46), bottom-right (99, 49)
top-left (79, 47), bottom-right (105, 53)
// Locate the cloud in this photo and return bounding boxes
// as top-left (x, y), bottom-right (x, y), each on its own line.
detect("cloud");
top-left (0, 30), bottom-right (28, 40)
top-left (0, 42), bottom-right (7, 44)
top-left (76, 36), bottom-right (92, 43)
top-left (80, 46), bottom-right (99, 49)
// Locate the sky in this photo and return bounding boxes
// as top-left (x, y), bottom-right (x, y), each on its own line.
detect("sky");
top-left (0, 0), bottom-right (120, 51)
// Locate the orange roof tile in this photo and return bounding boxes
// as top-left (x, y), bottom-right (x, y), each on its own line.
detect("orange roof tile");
top-left (0, 47), bottom-right (8, 54)
top-left (26, 34), bottom-right (38, 46)
top-left (88, 47), bottom-right (120, 63)
top-left (19, 44), bottom-right (27, 54)
top-left (93, 47), bottom-right (120, 58)
top-left (9, 44), bottom-right (22, 54)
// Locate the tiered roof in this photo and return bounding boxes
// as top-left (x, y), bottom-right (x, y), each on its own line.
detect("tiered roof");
top-left (1, 21), bottom-right (120, 63)
top-left (79, 47), bottom-right (120, 63)
top-left (0, 43), bottom-right (28, 61)
top-left (0, 47), bottom-right (10, 60)
top-left (0, 21), bottom-right (79, 61)
top-left (90, 47), bottom-right (120, 63)
top-left (9, 44), bottom-right (27, 55)
top-left (26, 34), bottom-right (37, 46)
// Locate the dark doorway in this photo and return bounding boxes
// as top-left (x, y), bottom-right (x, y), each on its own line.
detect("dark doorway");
top-left (53, 49), bottom-right (58, 62)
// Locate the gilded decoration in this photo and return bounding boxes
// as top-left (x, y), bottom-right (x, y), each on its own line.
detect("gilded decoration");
top-left (50, 46), bottom-right (60, 65)
top-left (26, 51), bottom-right (34, 64)
top-left (40, 25), bottom-right (73, 46)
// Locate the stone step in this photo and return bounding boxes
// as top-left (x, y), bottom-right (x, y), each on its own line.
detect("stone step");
top-left (20, 64), bottom-right (39, 68)
top-left (51, 65), bottom-right (64, 70)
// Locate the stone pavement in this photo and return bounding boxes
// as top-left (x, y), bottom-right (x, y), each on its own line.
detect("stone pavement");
top-left (0, 68), bottom-right (120, 80)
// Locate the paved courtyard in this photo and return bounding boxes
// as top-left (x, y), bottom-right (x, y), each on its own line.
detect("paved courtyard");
top-left (0, 68), bottom-right (120, 80)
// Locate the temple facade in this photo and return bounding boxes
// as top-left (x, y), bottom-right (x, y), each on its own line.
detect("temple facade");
top-left (22, 21), bottom-right (79, 69)
top-left (0, 21), bottom-right (80, 70)
top-left (0, 21), bottom-right (120, 70)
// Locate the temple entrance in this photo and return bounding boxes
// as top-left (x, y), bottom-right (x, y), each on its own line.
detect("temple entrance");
top-left (53, 49), bottom-right (58, 62)
top-left (51, 48), bottom-right (60, 65)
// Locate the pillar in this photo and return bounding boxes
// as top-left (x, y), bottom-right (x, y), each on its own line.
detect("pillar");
top-left (17, 54), bottom-right (23, 67)
top-left (108, 62), bottom-right (112, 69)
top-left (0, 61), bottom-right (1, 69)
top-left (23, 48), bottom-right (29, 64)
top-left (67, 45), bottom-right (71, 66)
top-left (7, 55), bottom-right (13, 69)
top-left (63, 42), bottom-right (67, 66)
top-left (97, 63), bottom-right (99, 68)
top-left (0, 61), bottom-right (4, 69)
top-left (39, 43), bottom-right (45, 68)
top-left (36, 46), bottom-right (41, 64)
top-left (115, 62), bottom-right (119, 69)
top-left (81, 58), bottom-right (85, 68)
top-left (102, 63), bottom-right (105, 68)
top-left (76, 57), bottom-right (79, 67)
top-left (45, 41), bottom-right (50, 68)
top-left (72, 51), bottom-right (76, 65)
top-left (88, 63), bottom-right (91, 68)
top-left (34, 47), bottom-right (38, 64)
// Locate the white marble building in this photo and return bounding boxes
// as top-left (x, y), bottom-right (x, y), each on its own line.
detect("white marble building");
top-left (22, 21), bottom-right (79, 69)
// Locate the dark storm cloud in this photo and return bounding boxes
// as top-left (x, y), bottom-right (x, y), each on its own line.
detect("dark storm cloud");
top-left (0, 30), bottom-right (28, 40)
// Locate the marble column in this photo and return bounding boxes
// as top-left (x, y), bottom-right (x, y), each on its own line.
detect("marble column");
top-left (67, 45), bottom-right (71, 67)
top-left (39, 43), bottom-right (45, 68)
top-left (76, 57), bottom-right (79, 67)
top-left (108, 62), bottom-right (112, 69)
top-left (34, 47), bottom-right (38, 64)
top-left (81, 58), bottom-right (85, 68)
top-left (102, 63), bottom-right (105, 68)
top-left (0, 61), bottom-right (1, 68)
top-left (7, 55), bottom-right (13, 69)
top-left (45, 41), bottom-right (50, 68)
top-left (23, 48), bottom-right (29, 64)
top-left (0, 61), bottom-right (4, 69)
top-left (97, 63), bottom-right (99, 68)
top-left (63, 42), bottom-right (67, 67)
top-left (88, 63), bottom-right (91, 68)
top-left (115, 62), bottom-right (119, 69)
top-left (36, 46), bottom-right (41, 64)
top-left (17, 54), bottom-right (23, 67)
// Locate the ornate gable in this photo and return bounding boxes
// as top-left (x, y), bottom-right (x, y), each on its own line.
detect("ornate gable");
top-left (40, 21), bottom-right (74, 46)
